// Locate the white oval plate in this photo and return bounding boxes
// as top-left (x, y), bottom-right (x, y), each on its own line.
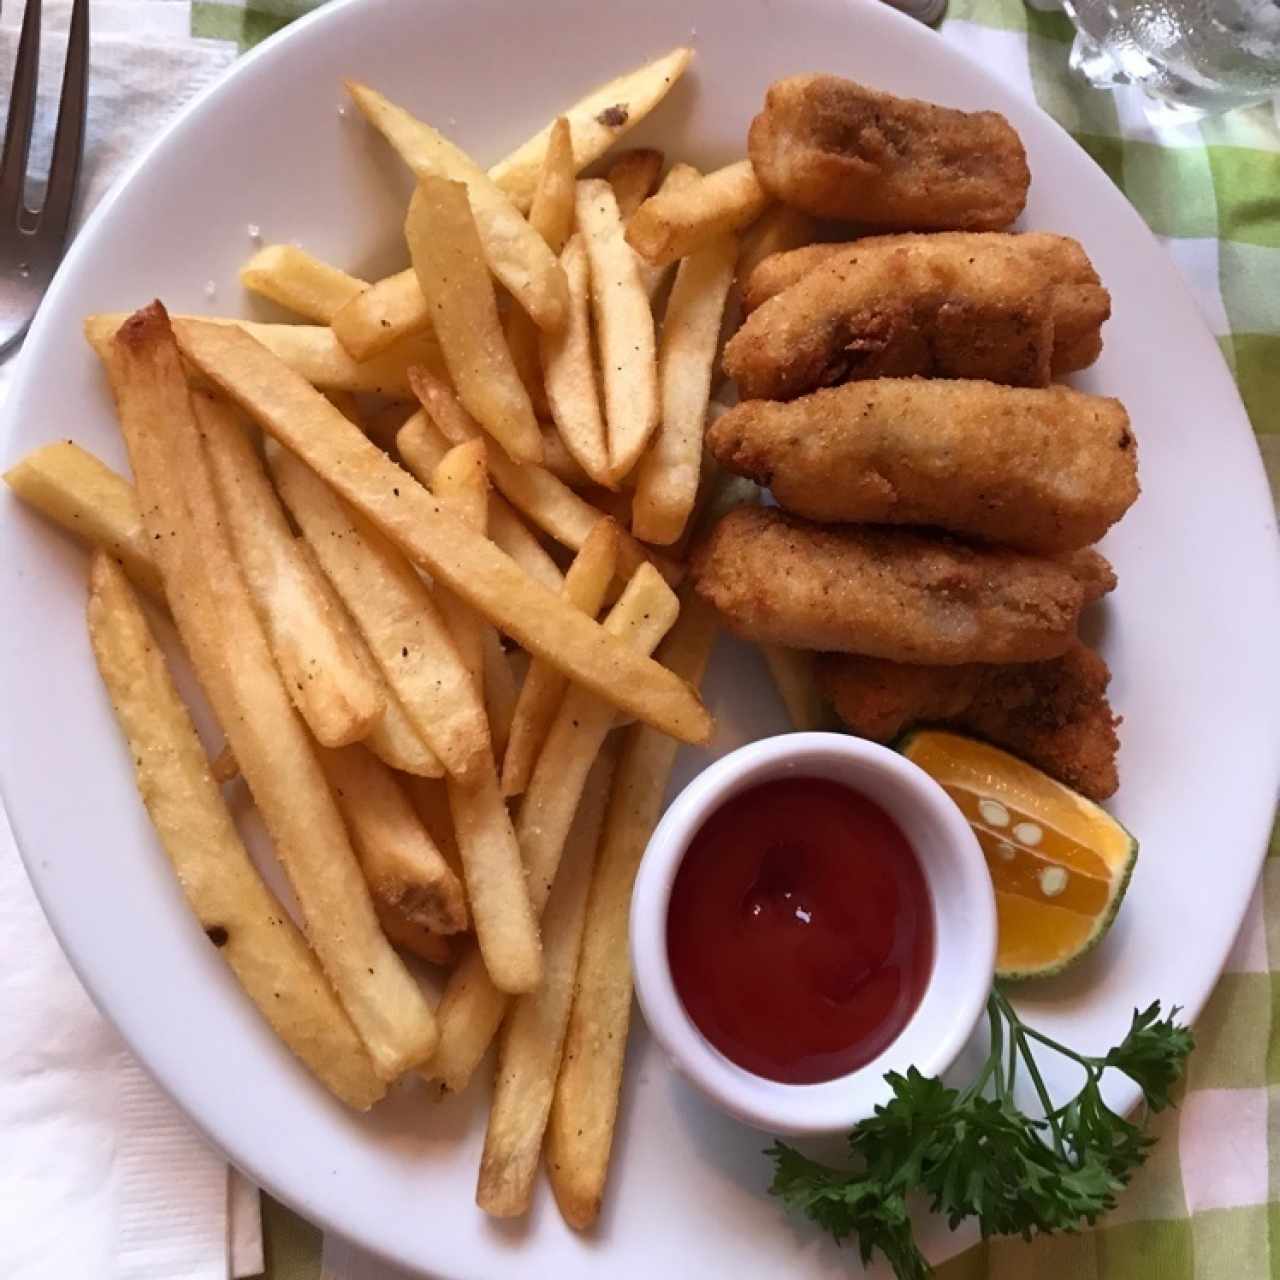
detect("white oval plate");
top-left (2, 0), bottom-right (1278, 1274)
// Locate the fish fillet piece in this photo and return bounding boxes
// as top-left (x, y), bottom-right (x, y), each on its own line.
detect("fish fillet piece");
top-left (748, 75), bottom-right (1030, 230)
top-left (690, 505), bottom-right (1102, 664)
top-left (817, 642), bottom-right (1121, 800)
top-left (706, 379), bottom-right (1139, 553)
top-left (724, 237), bottom-right (1073, 400)
top-left (741, 232), bottom-right (1110, 377)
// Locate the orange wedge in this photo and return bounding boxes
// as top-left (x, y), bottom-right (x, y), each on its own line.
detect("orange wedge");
top-left (900, 730), bottom-right (1138, 980)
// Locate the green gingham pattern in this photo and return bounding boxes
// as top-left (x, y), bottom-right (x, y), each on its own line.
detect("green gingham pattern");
top-left (188, 2), bottom-right (1280, 1276)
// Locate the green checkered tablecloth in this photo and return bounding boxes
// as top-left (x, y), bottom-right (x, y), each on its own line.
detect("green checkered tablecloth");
top-left (189, 2), bottom-right (1280, 1277)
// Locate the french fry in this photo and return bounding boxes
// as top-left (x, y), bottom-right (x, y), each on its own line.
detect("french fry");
top-left (86, 313), bottom-right (442, 397)
top-left (481, 627), bottom-right (518, 761)
top-left (635, 163), bottom-right (700, 301)
top-left (290, 536), bottom-right (443, 779)
top-left (395, 411), bottom-right (564, 591)
top-left (761, 645), bottom-right (829, 731)
top-left (4, 441), bottom-right (164, 600)
top-left (575, 180), bottom-right (658, 483)
top-left (426, 565), bottom-right (677, 1092)
top-left (735, 204), bottom-right (818, 284)
top-left (330, 268), bottom-right (427, 362)
top-left (632, 231), bottom-right (738, 545)
top-left (406, 177), bottom-right (543, 466)
top-left (410, 366), bottom-right (683, 588)
top-left (86, 552), bottom-right (385, 1109)
top-left (528, 117), bottom-right (576, 255)
top-left (488, 47), bottom-right (694, 212)
top-left (502, 116), bottom-right (577, 418)
top-left (627, 160), bottom-right (768, 267)
top-left (108, 303), bottom-right (436, 1079)
top-left (501, 519), bottom-right (619, 797)
top-left (402, 775), bottom-right (463, 880)
top-left (239, 245), bottom-right (366, 323)
top-left (478, 747), bottom-right (617, 1217)
top-left (377, 910), bottom-right (451, 967)
top-left (548, 593), bottom-right (720, 1228)
top-left (346, 80), bottom-right (568, 332)
top-left (172, 319), bottom-right (713, 746)
top-left (268, 442), bottom-right (490, 781)
top-left (196, 394), bottom-right (386, 748)
top-left (318, 743), bottom-right (468, 935)
top-left (607, 149), bottom-right (664, 219)
top-left (431, 440), bottom-right (491, 685)
top-left (541, 235), bottom-right (610, 487)
top-left (539, 426), bottom-right (591, 489)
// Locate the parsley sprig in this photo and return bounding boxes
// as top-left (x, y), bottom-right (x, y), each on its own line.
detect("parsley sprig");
top-left (767, 989), bottom-right (1193, 1279)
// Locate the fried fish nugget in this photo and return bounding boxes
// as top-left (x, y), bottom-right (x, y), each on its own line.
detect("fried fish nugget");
top-left (817, 642), bottom-right (1121, 800)
top-left (706, 379), bottom-right (1139, 553)
top-left (748, 75), bottom-right (1030, 230)
top-left (691, 505), bottom-right (1097, 664)
top-left (741, 232), bottom-right (1110, 379)
top-left (724, 238), bottom-right (1065, 400)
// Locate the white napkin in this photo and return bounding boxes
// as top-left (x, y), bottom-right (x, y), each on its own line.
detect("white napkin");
top-left (0, 5), bottom-right (263, 1278)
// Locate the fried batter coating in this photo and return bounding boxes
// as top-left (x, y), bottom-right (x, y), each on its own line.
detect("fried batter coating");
top-left (724, 234), bottom-right (1111, 400)
top-left (690, 505), bottom-right (1103, 665)
top-left (817, 642), bottom-right (1121, 800)
top-left (748, 75), bottom-right (1030, 230)
top-left (706, 379), bottom-right (1138, 553)
top-left (741, 232), bottom-right (1110, 378)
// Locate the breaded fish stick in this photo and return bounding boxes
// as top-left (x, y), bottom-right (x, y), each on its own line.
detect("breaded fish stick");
top-left (748, 75), bottom-right (1030, 231)
top-left (742, 232), bottom-right (1111, 377)
top-left (706, 380), bottom-right (1139, 553)
top-left (691, 505), bottom-right (1103, 664)
top-left (723, 235), bottom-right (1110, 400)
top-left (817, 642), bottom-right (1121, 800)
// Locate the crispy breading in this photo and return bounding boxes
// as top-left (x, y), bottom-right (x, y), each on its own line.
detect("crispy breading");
top-left (817, 642), bottom-right (1121, 800)
top-left (706, 379), bottom-right (1139, 553)
top-left (741, 232), bottom-right (1110, 378)
top-left (748, 75), bottom-right (1030, 230)
top-left (690, 505), bottom-right (1103, 664)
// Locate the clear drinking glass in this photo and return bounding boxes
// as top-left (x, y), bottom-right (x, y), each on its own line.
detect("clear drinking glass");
top-left (1058, 0), bottom-right (1280, 114)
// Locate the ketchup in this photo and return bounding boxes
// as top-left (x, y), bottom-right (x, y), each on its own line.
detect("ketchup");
top-left (666, 777), bottom-right (933, 1084)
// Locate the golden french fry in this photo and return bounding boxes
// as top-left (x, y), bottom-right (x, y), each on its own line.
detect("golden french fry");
top-left (87, 552), bottom-right (386, 1109)
top-left (426, 565), bottom-right (677, 1092)
top-left (197, 395), bottom-right (386, 748)
top-left (503, 304), bottom-right (550, 421)
top-left (239, 245), bottom-right (366, 323)
top-left (289, 536), bottom-right (442, 778)
top-left (409, 364), bottom-right (679, 589)
top-left (607, 149), bottom-right (664, 219)
top-left (528, 117), bottom-right (576, 255)
top-left (346, 80), bottom-right (567, 331)
top-left (395, 411), bottom-right (563, 592)
top-left (406, 177), bottom-right (544, 466)
top-left (318, 743), bottom-right (468, 935)
top-left (330, 268), bottom-right (427, 362)
top-left (541, 235), bottom-right (610, 487)
top-left (501, 519), bottom-right (619, 797)
top-left (735, 204), bottom-right (818, 284)
top-left (431, 439), bottom-right (492, 686)
top-left (86, 312), bottom-right (442, 397)
top-left (627, 160), bottom-right (768, 267)
top-left (478, 747), bottom-right (617, 1217)
top-left (108, 304), bottom-right (437, 1079)
top-left (172, 319), bottom-right (713, 746)
top-left (576, 180), bottom-right (659, 483)
top-left (488, 47), bottom-right (694, 211)
top-left (268, 442), bottom-right (490, 781)
top-left (548, 592), bottom-right (720, 1228)
top-left (4, 441), bottom-right (164, 600)
top-left (632, 231), bottom-right (738, 545)
top-left (401, 775), bottom-right (463, 880)
top-left (761, 645), bottom-right (829, 731)
top-left (635, 163), bottom-right (700, 301)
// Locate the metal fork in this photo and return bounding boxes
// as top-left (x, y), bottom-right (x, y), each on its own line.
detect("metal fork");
top-left (0, 0), bottom-right (88, 355)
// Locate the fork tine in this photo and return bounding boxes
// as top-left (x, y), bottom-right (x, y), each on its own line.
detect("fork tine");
top-left (0, 0), bottom-right (43, 219)
top-left (38, 0), bottom-right (88, 243)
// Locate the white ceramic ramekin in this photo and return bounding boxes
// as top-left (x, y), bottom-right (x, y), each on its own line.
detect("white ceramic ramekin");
top-left (630, 732), bottom-right (996, 1136)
